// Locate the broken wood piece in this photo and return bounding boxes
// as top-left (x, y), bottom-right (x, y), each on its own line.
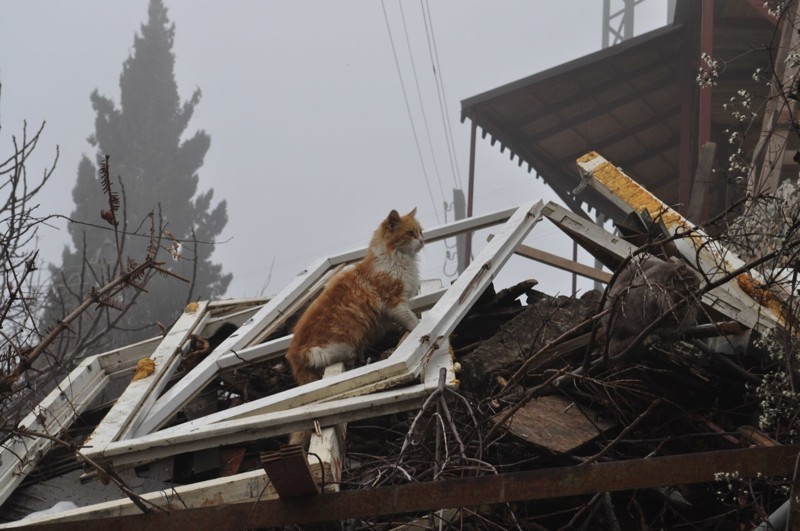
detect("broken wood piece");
top-left (541, 201), bottom-right (638, 272)
top-left (488, 232), bottom-right (612, 284)
top-left (493, 394), bottom-right (614, 453)
top-left (306, 363), bottom-right (347, 493)
top-left (219, 446), bottom-right (246, 477)
top-left (738, 425), bottom-right (779, 447)
top-left (307, 425), bottom-right (346, 493)
top-left (514, 242), bottom-right (612, 284)
top-left (261, 445), bottom-right (320, 498)
top-left (222, 363), bottom-right (348, 499)
top-left (683, 321), bottom-right (747, 339)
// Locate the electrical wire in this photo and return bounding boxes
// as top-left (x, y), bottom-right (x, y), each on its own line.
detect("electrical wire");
top-left (397, 0), bottom-right (447, 206)
top-left (422, 0), bottom-right (464, 190)
top-left (380, 0), bottom-right (441, 224)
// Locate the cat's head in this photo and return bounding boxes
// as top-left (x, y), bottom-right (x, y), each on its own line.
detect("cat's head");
top-left (375, 208), bottom-right (424, 255)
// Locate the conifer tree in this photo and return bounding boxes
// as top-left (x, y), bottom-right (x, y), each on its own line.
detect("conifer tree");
top-left (49, 0), bottom-right (230, 350)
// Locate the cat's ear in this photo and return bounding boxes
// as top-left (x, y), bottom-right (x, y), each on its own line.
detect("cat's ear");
top-left (387, 209), bottom-right (401, 230)
top-left (407, 207), bottom-right (417, 217)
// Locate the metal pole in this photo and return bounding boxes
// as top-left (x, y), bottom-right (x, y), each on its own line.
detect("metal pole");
top-left (452, 188), bottom-right (467, 274)
top-left (465, 120), bottom-right (477, 268)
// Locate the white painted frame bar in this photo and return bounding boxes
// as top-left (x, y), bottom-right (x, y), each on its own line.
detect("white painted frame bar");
top-left (0, 469), bottom-right (271, 527)
top-left (0, 357), bottom-right (108, 507)
top-left (398, 201), bottom-right (544, 377)
top-left (541, 201), bottom-right (639, 263)
top-left (84, 377), bottom-right (430, 467)
top-left (82, 302), bottom-right (210, 458)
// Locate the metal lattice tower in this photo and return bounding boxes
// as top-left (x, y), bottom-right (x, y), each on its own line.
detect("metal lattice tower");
top-left (602, 0), bottom-right (636, 48)
top-left (603, 0), bottom-right (677, 48)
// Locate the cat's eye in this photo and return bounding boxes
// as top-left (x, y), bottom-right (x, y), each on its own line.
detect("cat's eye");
top-left (407, 230), bottom-right (415, 237)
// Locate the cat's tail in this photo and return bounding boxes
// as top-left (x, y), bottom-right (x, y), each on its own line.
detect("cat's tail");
top-left (286, 348), bottom-right (321, 386)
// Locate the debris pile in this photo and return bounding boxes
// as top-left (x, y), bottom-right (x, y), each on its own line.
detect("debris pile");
top-left (2, 154), bottom-right (800, 530)
top-left (342, 278), bottom-right (793, 529)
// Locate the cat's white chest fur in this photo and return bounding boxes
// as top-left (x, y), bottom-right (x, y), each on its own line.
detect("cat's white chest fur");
top-left (373, 246), bottom-right (420, 297)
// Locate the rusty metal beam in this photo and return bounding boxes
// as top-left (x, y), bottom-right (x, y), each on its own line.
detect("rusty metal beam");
top-left (33, 445), bottom-right (800, 531)
top-left (465, 119), bottom-right (477, 269)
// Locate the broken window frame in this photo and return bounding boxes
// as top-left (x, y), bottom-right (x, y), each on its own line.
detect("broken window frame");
top-left (79, 200), bottom-right (545, 467)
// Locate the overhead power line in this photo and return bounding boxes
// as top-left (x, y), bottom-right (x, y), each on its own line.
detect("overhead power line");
top-left (398, 0), bottom-right (447, 206)
top-left (380, 0), bottom-right (441, 224)
top-left (421, 0), bottom-right (464, 190)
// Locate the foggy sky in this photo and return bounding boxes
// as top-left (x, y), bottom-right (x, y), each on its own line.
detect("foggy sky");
top-left (0, 1), bottom-right (667, 300)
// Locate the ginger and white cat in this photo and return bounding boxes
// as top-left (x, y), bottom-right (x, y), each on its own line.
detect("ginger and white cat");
top-left (285, 208), bottom-right (424, 446)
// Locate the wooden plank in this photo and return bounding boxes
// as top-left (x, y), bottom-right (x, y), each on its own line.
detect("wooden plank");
top-left (216, 335), bottom-right (293, 369)
top-left (262, 363), bottom-right (345, 498)
top-left (83, 301), bottom-right (209, 457)
top-left (308, 363), bottom-right (346, 492)
top-left (308, 424), bottom-right (346, 492)
top-left (542, 201), bottom-right (638, 270)
top-left (0, 356), bottom-right (109, 506)
top-left (494, 394), bottom-right (614, 453)
top-left (512, 242), bottom-right (612, 283)
top-left (208, 296), bottom-right (269, 308)
top-left (420, 207), bottom-right (515, 243)
top-left (204, 303), bottom-right (265, 328)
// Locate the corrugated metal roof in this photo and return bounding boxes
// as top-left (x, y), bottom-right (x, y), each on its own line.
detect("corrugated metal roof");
top-left (461, 0), bottom-right (778, 224)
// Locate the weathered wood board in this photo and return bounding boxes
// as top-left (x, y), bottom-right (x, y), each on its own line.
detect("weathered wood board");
top-left (496, 394), bottom-right (614, 454)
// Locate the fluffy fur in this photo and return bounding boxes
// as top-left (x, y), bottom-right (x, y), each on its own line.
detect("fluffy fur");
top-left (285, 208), bottom-right (424, 446)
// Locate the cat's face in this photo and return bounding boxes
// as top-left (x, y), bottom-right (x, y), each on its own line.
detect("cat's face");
top-left (381, 208), bottom-right (424, 255)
